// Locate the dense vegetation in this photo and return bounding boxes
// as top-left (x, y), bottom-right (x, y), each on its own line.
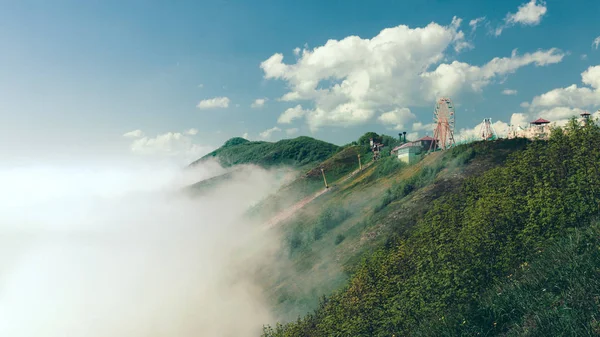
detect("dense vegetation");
top-left (262, 119), bottom-right (600, 336)
top-left (189, 136), bottom-right (339, 168)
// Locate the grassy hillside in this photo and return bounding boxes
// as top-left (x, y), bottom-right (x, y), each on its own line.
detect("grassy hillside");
top-left (262, 119), bottom-right (600, 336)
top-left (189, 136), bottom-right (340, 168)
top-left (259, 136), bottom-right (528, 323)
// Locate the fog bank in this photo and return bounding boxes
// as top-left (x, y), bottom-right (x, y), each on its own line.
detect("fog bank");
top-left (0, 160), bottom-right (284, 337)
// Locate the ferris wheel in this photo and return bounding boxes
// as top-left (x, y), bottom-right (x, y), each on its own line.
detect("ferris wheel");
top-left (429, 97), bottom-right (456, 151)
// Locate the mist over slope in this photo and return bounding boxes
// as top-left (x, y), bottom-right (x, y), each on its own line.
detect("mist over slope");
top-left (0, 160), bottom-right (287, 337)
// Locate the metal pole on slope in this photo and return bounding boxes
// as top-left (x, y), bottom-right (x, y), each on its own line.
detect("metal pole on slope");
top-left (321, 168), bottom-right (329, 189)
top-left (358, 154), bottom-right (362, 171)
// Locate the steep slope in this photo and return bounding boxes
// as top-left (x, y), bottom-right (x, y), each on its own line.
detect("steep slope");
top-left (259, 138), bottom-right (529, 322)
top-left (261, 120), bottom-right (600, 336)
top-left (189, 136), bottom-right (340, 169)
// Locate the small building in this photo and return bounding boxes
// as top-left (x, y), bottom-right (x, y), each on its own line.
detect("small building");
top-left (580, 111), bottom-right (591, 124)
top-left (391, 136), bottom-right (436, 164)
top-left (508, 118), bottom-right (553, 140)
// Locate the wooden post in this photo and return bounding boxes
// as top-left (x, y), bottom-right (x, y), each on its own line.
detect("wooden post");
top-left (321, 168), bottom-right (329, 189)
top-left (358, 154), bottom-right (362, 171)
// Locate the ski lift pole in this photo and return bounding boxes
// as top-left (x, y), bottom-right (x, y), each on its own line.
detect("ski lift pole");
top-left (358, 154), bottom-right (362, 171)
top-left (321, 167), bottom-right (329, 189)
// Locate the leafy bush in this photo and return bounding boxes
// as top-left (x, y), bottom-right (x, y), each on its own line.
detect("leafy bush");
top-left (334, 234), bottom-right (346, 245)
top-left (374, 161), bottom-right (444, 212)
top-left (368, 156), bottom-right (406, 181)
top-left (312, 208), bottom-right (351, 241)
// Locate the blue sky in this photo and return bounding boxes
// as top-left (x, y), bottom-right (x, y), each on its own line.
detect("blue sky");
top-left (1, 0), bottom-right (599, 164)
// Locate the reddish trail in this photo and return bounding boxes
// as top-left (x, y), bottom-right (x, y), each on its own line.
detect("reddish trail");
top-left (263, 161), bottom-right (374, 229)
top-left (263, 187), bottom-right (330, 229)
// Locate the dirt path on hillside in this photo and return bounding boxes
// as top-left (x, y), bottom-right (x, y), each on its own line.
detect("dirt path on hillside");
top-left (263, 161), bottom-right (375, 229)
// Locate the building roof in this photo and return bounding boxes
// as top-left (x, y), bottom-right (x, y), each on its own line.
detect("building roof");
top-left (530, 118), bottom-right (551, 124)
top-left (417, 135), bottom-right (435, 141)
top-left (580, 111), bottom-right (591, 116)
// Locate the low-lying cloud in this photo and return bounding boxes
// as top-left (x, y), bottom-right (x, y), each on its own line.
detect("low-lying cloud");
top-left (0, 160), bottom-right (286, 337)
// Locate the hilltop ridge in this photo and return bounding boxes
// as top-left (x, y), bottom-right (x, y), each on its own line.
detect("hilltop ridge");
top-left (189, 136), bottom-right (340, 169)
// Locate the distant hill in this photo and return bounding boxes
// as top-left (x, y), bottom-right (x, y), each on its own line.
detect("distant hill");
top-left (189, 136), bottom-right (340, 168)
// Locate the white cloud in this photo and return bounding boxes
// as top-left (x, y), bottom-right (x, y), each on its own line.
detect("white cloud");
top-left (277, 105), bottom-right (307, 124)
top-left (293, 47), bottom-right (301, 56)
top-left (123, 130), bottom-right (144, 138)
top-left (456, 119), bottom-right (510, 141)
top-left (251, 98), bottom-right (268, 108)
top-left (196, 97), bottom-right (230, 109)
top-left (469, 17), bottom-right (486, 32)
top-left (184, 128), bottom-right (199, 136)
top-left (242, 132), bottom-right (249, 140)
top-left (261, 17), bottom-right (467, 130)
top-left (259, 127), bottom-right (281, 140)
top-left (581, 54), bottom-right (588, 60)
top-left (0, 162), bottom-right (288, 337)
top-left (129, 132), bottom-right (213, 162)
top-left (421, 48), bottom-right (564, 97)
top-left (261, 17), bottom-right (563, 130)
top-left (529, 65), bottom-right (600, 108)
top-left (495, 0), bottom-right (547, 36)
top-left (405, 132), bottom-right (419, 141)
top-left (198, 83), bottom-right (204, 88)
top-left (509, 65), bottom-right (600, 130)
top-left (412, 122), bottom-right (436, 132)
top-left (593, 36), bottom-right (600, 50)
top-left (537, 107), bottom-right (587, 124)
top-left (377, 108), bottom-right (416, 130)
top-left (285, 128), bottom-right (299, 136)
top-left (510, 113), bottom-right (530, 127)
top-left (502, 89), bottom-right (518, 95)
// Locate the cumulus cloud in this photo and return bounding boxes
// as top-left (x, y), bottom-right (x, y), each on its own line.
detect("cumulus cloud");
top-left (285, 128), bottom-right (299, 136)
top-left (259, 127), bottom-right (281, 140)
top-left (184, 128), bottom-right (199, 136)
top-left (502, 89), bottom-right (518, 95)
top-left (495, 0), bottom-right (547, 36)
top-left (529, 65), bottom-right (600, 108)
top-left (405, 132), bottom-right (419, 141)
top-left (377, 108), bottom-right (416, 130)
top-left (129, 131), bottom-right (213, 163)
top-left (242, 132), bottom-right (249, 140)
top-left (123, 130), bottom-right (144, 138)
top-left (421, 48), bottom-right (564, 97)
top-left (277, 105), bottom-right (307, 124)
top-left (261, 17), bottom-right (563, 130)
top-left (0, 161), bottom-right (289, 337)
top-left (412, 122), bottom-right (437, 132)
top-left (196, 97), bottom-right (230, 109)
top-left (594, 36), bottom-right (600, 50)
top-left (456, 119), bottom-right (510, 141)
top-left (251, 98), bottom-right (268, 108)
top-left (469, 17), bottom-right (486, 32)
top-left (504, 65), bottom-right (600, 131)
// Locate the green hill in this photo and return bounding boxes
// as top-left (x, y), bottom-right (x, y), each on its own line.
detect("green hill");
top-left (261, 119), bottom-right (600, 336)
top-left (189, 136), bottom-right (340, 168)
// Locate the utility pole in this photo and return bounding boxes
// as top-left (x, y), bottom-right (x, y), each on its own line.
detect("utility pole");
top-left (358, 154), bottom-right (362, 171)
top-left (321, 167), bottom-right (329, 189)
